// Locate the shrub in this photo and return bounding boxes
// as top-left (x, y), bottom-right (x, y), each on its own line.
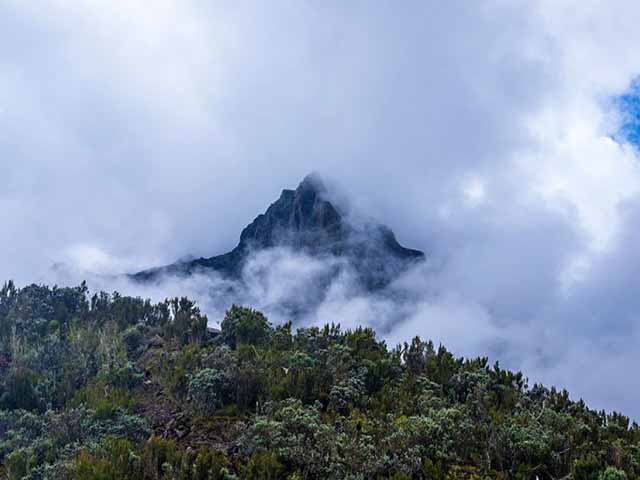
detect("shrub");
top-left (573, 456), bottom-right (601, 480)
top-left (0, 368), bottom-right (42, 411)
top-left (73, 378), bottom-right (135, 418)
top-left (242, 452), bottom-right (283, 480)
top-left (122, 324), bottom-right (146, 357)
top-left (188, 368), bottom-right (232, 414)
top-left (598, 467), bottom-right (627, 480)
top-left (6, 448), bottom-right (30, 480)
top-left (71, 437), bottom-right (143, 480)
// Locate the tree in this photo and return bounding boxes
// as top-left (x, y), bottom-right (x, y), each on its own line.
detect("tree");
top-left (221, 305), bottom-right (271, 348)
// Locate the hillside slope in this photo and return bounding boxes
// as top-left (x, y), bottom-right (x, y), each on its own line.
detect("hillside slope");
top-left (0, 281), bottom-right (638, 479)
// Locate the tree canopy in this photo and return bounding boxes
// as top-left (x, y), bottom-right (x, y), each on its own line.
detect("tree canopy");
top-left (0, 281), bottom-right (637, 480)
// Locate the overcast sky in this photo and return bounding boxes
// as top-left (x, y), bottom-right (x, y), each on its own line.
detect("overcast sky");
top-left (3, 0), bottom-right (640, 416)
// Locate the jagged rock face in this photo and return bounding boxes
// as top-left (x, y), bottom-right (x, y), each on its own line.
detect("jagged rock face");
top-left (237, 174), bottom-right (344, 253)
top-left (132, 174), bottom-right (424, 288)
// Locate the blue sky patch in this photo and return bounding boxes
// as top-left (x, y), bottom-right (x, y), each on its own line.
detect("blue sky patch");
top-left (615, 78), bottom-right (640, 147)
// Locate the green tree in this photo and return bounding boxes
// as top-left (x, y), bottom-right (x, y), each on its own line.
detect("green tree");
top-left (221, 305), bottom-right (271, 348)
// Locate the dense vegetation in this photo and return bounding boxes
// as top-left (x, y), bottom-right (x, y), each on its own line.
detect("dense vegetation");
top-left (0, 281), bottom-right (638, 480)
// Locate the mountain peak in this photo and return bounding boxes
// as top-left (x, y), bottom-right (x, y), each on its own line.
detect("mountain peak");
top-left (132, 174), bottom-right (424, 288)
top-left (237, 173), bottom-right (342, 252)
top-left (297, 172), bottom-right (326, 193)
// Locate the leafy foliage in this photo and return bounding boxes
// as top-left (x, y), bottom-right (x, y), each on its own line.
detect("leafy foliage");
top-left (1, 281), bottom-right (639, 480)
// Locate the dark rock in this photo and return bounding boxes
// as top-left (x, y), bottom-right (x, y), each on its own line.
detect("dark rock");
top-left (131, 173), bottom-right (424, 289)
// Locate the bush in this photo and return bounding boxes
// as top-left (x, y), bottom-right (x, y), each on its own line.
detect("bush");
top-left (242, 452), bottom-right (283, 480)
top-left (573, 456), bottom-right (601, 480)
top-left (141, 436), bottom-right (231, 480)
top-left (193, 448), bottom-right (230, 480)
top-left (598, 467), bottom-right (627, 480)
top-left (107, 361), bottom-right (144, 390)
top-left (0, 368), bottom-right (42, 411)
top-left (6, 448), bottom-right (30, 480)
top-left (71, 437), bottom-right (143, 480)
top-left (73, 378), bottom-right (134, 418)
top-left (188, 368), bottom-right (233, 414)
top-left (122, 324), bottom-right (146, 357)
top-left (142, 436), bottom-right (182, 479)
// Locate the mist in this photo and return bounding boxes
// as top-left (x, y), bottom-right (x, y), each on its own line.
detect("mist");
top-left (3, 1), bottom-right (640, 416)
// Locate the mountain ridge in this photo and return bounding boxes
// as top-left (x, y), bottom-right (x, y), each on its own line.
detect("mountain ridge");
top-left (132, 174), bottom-right (424, 288)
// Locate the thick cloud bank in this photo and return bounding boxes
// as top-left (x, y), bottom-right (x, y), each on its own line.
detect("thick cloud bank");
top-left (3, 1), bottom-right (640, 416)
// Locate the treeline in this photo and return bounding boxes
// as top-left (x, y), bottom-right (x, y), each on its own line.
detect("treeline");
top-left (0, 281), bottom-right (638, 479)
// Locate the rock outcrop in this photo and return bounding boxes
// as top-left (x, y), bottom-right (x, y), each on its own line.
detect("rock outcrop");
top-left (132, 174), bottom-right (424, 288)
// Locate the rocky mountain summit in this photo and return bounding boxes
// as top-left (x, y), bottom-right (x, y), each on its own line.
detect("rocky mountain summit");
top-left (132, 174), bottom-right (424, 289)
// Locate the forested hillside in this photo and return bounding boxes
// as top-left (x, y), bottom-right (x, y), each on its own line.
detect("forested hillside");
top-left (0, 281), bottom-right (637, 480)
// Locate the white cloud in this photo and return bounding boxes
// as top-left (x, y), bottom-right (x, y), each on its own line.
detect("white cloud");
top-left (3, 0), bottom-right (640, 416)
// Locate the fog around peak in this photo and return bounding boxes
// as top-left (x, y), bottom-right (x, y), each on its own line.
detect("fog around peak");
top-left (3, 0), bottom-right (640, 416)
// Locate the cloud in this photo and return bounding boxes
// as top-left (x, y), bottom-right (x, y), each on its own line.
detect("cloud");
top-left (3, 1), bottom-right (640, 416)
